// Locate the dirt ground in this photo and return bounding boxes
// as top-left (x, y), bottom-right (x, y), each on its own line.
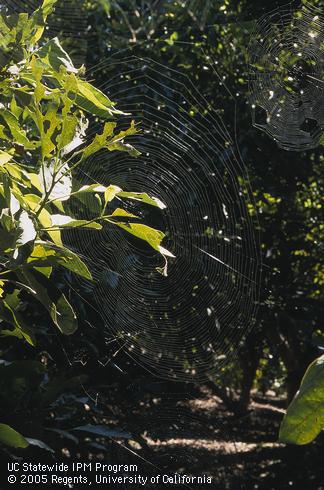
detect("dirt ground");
top-left (106, 385), bottom-right (324, 490)
top-left (1, 385), bottom-right (323, 490)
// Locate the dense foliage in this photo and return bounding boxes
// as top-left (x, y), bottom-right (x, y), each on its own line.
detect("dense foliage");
top-left (0, 0), bottom-right (171, 453)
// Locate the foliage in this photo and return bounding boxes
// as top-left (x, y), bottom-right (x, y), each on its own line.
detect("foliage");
top-left (0, 0), bottom-right (171, 338)
top-left (0, 0), bottom-right (171, 453)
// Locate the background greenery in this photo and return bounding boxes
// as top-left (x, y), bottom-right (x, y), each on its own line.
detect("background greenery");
top-left (0, 1), bottom-right (323, 489)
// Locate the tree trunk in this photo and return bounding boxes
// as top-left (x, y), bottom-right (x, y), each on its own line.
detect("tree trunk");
top-left (266, 317), bottom-right (315, 404)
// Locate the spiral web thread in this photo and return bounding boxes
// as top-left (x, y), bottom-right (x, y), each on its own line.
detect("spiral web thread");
top-left (71, 51), bottom-right (261, 383)
top-left (3, 0), bottom-right (264, 485)
top-left (64, 43), bottom-right (262, 485)
top-left (247, 0), bottom-right (323, 151)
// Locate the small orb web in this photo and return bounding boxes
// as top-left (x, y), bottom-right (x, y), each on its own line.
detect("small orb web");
top-left (67, 49), bottom-right (261, 382)
top-left (247, 0), bottom-right (323, 151)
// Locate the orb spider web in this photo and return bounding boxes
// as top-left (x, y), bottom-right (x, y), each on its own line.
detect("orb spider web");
top-left (65, 45), bottom-right (262, 384)
top-left (247, 0), bottom-right (323, 151)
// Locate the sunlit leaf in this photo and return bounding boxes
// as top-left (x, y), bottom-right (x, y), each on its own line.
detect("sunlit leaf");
top-left (29, 241), bottom-right (92, 280)
top-left (59, 115), bottom-right (87, 156)
top-left (0, 152), bottom-right (13, 165)
top-left (50, 214), bottom-right (102, 229)
top-left (81, 122), bottom-right (116, 160)
top-left (36, 37), bottom-right (78, 73)
top-left (104, 184), bottom-right (122, 207)
top-left (108, 208), bottom-right (137, 218)
top-left (117, 191), bottom-right (166, 209)
top-left (75, 80), bottom-right (121, 119)
top-left (73, 184), bottom-right (106, 195)
top-left (28, 0), bottom-right (57, 45)
top-left (111, 222), bottom-right (174, 257)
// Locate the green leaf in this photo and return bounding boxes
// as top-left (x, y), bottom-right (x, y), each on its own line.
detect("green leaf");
top-left (0, 125), bottom-right (9, 140)
top-left (58, 114), bottom-right (83, 155)
top-left (1, 162), bottom-right (31, 185)
top-left (40, 104), bottom-right (60, 158)
top-left (117, 191), bottom-right (166, 209)
top-left (98, 0), bottom-right (111, 15)
top-left (0, 109), bottom-right (35, 149)
top-left (104, 185), bottom-right (122, 203)
top-left (75, 80), bottom-right (120, 119)
top-left (81, 122), bottom-right (116, 160)
top-left (111, 222), bottom-right (174, 257)
top-left (106, 120), bottom-right (140, 156)
top-left (81, 120), bottom-right (140, 160)
top-left (20, 269), bottom-right (77, 335)
top-left (10, 96), bottom-right (23, 119)
top-left (0, 13), bottom-right (28, 62)
top-left (108, 208), bottom-right (137, 218)
top-left (0, 424), bottom-right (29, 449)
top-left (73, 184), bottom-right (106, 195)
top-left (0, 291), bottom-right (36, 346)
top-left (1, 324), bottom-right (35, 346)
top-left (27, 0), bottom-right (57, 46)
top-left (29, 57), bottom-right (46, 105)
top-left (106, 141), bottom-right (140, 157)
top-left (40, 0), bottom-right (57, 15)
top-left (279, 355), bottom-right (324, 445)
top-left (36, 37), bottom-right (78, 73)
top-left (28, 241), bottom-right (92, 280)
top-left (50, 214), bottom-right (102, 230)
top-left (0, 151), bottom-right (13, 165)
top-left (73, 190), bottom-right (102, 216)
top-left (110, 120), bottom-right (138, 141)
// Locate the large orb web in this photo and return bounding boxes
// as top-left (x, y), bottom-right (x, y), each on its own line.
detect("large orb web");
top-left (66, 49), bottom-right (262, 383)
top-left (247, 0), bottom-right (323, 151)
top-left (1, 2), bottom-right (265, 481)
